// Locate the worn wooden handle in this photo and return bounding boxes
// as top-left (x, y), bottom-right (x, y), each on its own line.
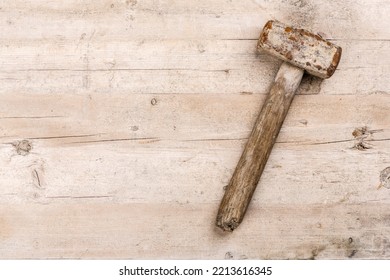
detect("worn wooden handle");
top-left (216, 62), bottom-right (304, 231)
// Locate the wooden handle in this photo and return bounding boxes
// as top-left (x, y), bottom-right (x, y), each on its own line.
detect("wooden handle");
top-left (216, 62), bottom-right (304, 231)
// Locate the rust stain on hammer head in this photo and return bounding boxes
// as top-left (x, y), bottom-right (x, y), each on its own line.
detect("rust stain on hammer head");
top-left (258, 20), bottom-right (342, 79)
top-left (326, 46), bottom-right (342, 77)
top-left (260, 20), bottom-right (273, 43)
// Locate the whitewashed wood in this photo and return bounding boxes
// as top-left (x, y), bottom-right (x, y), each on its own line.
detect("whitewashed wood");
top-left (1, 203), bottom-right (390, 259)
top-left (0, 40), bottom-right (388, 95)
top-left (1, 0), bottom-right (389, 40)
top-left (0, 93), bottom-right (388, 205)
top-left (0, 0), bottom-right (389, 259)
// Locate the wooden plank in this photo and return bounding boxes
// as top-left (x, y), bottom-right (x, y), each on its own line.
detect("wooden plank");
top-left (1, 39), bottom-right (389, 71)
top-left (0, 65), bottom-right (388, 95)
top-left (0, 40), bottom-right (389, 95)
top-left (0, 137), bottom-right (389, 205)
top-left (1, 0), bottom-right (389, 40)
top-left (0, 93), bottom-right (388, 142)
top-left (1, 203), bottom-right (390, 259)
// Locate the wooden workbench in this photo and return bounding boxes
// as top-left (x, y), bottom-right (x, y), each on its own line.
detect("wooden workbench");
top-left (0, 0), bottom-right (389, 259)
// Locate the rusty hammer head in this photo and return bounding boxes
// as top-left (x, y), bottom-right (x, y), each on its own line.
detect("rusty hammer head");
top-left (258, 20), bottom-right (342, 79)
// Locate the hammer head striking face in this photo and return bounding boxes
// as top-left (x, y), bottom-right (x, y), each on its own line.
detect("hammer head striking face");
top-left (258, 20), bottom-right (342, 79)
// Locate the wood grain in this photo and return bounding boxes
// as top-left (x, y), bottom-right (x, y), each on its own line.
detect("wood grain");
top-left (217, 63), bottom-right (304, 231)
top-left (0, 0), bottom-right (389, 259)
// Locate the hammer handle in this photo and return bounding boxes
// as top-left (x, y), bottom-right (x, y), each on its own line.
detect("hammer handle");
top-left (216, 62), bottom-right (304, 231)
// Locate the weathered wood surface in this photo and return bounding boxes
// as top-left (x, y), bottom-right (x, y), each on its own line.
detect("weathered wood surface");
top-left (217, 63), bottom-right (304, 231)
top-left (0, 0), bottom-right (389, 259)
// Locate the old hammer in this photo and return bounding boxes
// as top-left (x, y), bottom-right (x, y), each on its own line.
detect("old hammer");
top-left (216, 20), bottom-right (342, 231)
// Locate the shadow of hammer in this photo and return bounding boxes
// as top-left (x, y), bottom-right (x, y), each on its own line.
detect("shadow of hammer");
top-left (216, 20), bottom-right (342, 231)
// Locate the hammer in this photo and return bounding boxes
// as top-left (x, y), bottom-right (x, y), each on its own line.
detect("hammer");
top-left (216, 20), bottom-right (342, 231)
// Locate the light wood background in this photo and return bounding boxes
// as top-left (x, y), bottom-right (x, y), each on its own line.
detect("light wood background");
top-left (0, 0), bottom-right (389, 259)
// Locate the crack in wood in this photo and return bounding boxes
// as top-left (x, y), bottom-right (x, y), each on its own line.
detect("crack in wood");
top-left (69, 137), bottom-right (159, 144)
top-left (221, 38), bottom-right (390, 42)
top-left (33, 169), bottom-right (41, 188)
top-left (0, 115), bottom-right (65, 119)
top-left (183, 137), bottom-right (248, 142)
top-left (46, 195), bottom-right (113, 199)
top-left (27, 134), bottom-right (101, 140)
top-left (14, 68), bottom-right (234, 72)
top-left (63, 137), bottom-right (389, 146)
